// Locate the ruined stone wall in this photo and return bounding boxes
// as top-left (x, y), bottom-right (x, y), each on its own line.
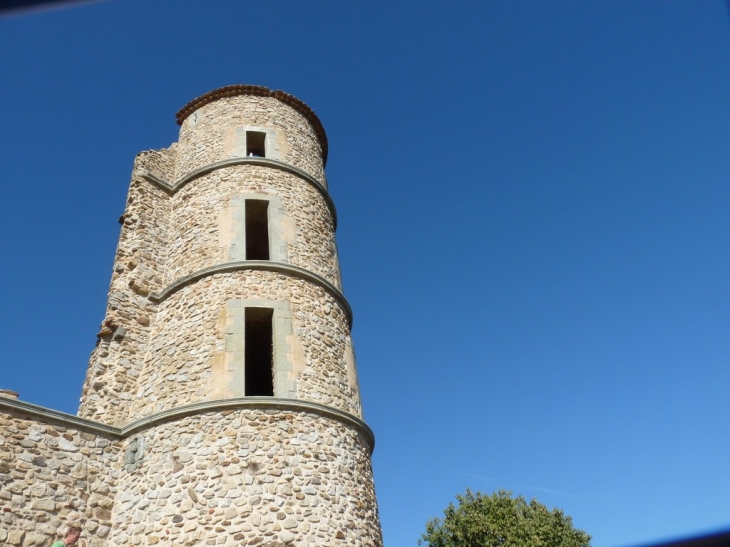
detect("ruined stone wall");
top-left (129, 271), bottom-right (361, 419)
top-left (176, 96), bottom-right (325, 185)
top-left (0, 408), bottom-right (119, 547)
top-left (62, 87), bottom-right (382, 547)
top-left (165, 165), bottom-right (339, 288)
top-left (110, 409), bottom-right (382, 547)
top-left (79, 148), bottom-right (174, 425)
top-left (0, 400), bottom-right (379, 547)
top-left (79, 95), bottom-right (343, 427)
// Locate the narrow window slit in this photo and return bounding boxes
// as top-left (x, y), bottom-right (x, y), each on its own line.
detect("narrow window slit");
top-left (245, 307), bottom-right (274, 397)
top-left (245, 200), bottom-right (270, 260)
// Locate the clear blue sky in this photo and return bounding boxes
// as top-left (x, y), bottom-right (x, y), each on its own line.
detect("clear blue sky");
top-left (1, 1), bottom-right (729, 546)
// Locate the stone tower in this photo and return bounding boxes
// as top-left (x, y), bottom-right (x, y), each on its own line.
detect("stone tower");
top-left (69, 85), bottom-right (382, 545)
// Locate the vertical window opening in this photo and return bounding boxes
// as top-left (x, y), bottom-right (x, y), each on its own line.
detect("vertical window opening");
top-left (245, 307), bottom-right (274, 396)
top-left (245, 200), bottom-right (270, 260)
top-left (246, 131), bottom-right (266, 157)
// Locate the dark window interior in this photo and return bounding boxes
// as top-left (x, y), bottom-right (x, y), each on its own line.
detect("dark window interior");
top-left (245, 307), bottom-right (274, 396)
top-left (246, 131), bottom-right (266, 157)
top-left (245, 200), bottom-right (270, 260)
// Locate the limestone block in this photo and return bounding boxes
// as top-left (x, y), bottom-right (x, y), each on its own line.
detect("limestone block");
top-left (22, 531), bottom-right (48, 546)
top-left (30, 499), bottom-right (55, 511)
top-left (7, 530), bottom-right (24, 545)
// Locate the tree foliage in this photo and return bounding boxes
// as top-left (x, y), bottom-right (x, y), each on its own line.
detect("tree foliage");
top-left (419, 489), bottom-right (591, 547)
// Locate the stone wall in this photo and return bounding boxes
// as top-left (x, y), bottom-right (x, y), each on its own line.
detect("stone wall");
top-left (0, 399), bottom-right (381, 547)
top-left (110, 409), bottom-right (382, 547)
top-left (165, 164), bottom-right (339, 288)
top-left (0, 407), bottom-right (119, 547)
top-left (78, 148), bottom-right (173, 425)
top-left (176, 95), bottom-right (325, 185)
top-left (129, 271), bottom-right (361, 419)
top-left (53, 86), bottom-right (383, 547)
top-left (79, 93), bottom-right (344, 427)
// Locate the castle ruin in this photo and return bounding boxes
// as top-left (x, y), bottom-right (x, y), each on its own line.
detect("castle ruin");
top-left (0, 85), bottom-right (384, 547)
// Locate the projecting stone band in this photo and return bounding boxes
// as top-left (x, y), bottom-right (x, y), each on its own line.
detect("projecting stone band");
top-left (141, 156), bottom-right (337, 230)
top-left (149, 260), bottom-right (353, 328)
top-left (0, 397), bottom-right (374, 453)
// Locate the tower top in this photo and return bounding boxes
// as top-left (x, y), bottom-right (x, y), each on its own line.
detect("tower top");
top-left (176, 84), bottom-right (329, 164)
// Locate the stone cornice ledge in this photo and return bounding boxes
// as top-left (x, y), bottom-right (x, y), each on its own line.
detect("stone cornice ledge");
top-left (140, 157), bottom-right (337, 230)
top-left (0, 397), bottom-right (119, 437)
top-left (0, 397), bottom-right (374, 453)
top-left (150, 260), bottom-right (353, 328)
top-left (124, 398), bottom-right (375, 453)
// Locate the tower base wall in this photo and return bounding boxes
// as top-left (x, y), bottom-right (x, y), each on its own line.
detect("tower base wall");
top-left (113, 408), bottom-right (382, 546)
top-left (0, 398), bottom-right (383, 547)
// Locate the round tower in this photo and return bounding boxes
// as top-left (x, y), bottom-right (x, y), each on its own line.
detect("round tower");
top-left (78, 86), bottom-right (383, 546)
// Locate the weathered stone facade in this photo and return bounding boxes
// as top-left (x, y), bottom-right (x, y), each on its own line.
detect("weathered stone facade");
top-left (0, 405), bottom-right (120, 547)
top-left (0, 86), bottom-right (383, 546)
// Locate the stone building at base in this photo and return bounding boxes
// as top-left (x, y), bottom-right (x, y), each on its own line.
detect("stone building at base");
top-left (0, 86), bottom-right (384, 547)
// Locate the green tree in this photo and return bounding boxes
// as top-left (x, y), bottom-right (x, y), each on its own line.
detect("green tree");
top-left (419, 489), bottom-right (591, 547)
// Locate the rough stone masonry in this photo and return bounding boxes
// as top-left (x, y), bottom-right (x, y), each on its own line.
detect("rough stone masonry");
top-left (0, 85), bottom-right (384, 547)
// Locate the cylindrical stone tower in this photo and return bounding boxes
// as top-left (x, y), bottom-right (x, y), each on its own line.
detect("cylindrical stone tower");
top-left (78, 85), bottom-right (383, 546)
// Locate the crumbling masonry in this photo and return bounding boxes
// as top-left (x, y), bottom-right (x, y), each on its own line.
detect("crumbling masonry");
top-left (0, 85), bottom-right (384, 547)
